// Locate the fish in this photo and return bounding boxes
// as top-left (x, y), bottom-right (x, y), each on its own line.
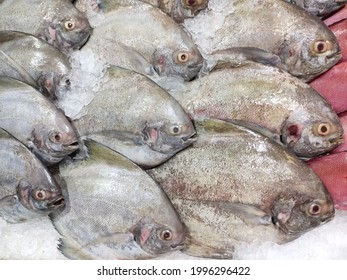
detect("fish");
top-left (170, 62), bottom-right (344, 158)
top-left (81, 0), bottom-right (203, 87)
top-left (72, 66), bottom-right (196, 168)
top-left (75, 0), bottom-right (209, 23)
top-left (183, 0), bottom-right (341, 81)
top-left (307, 151), bottom-right (347, 210)
top-left (310, 61), bottom-right (347, 114)
top-left (284, 0), bottom-right (347, 18)
top-left (0, 77), bottom-right (79, 165)
top-left (0, 31), bottom-right (71, 99)
top-left (147, 119), bottom-right (335, 258)
top-left (0, 0), bottom-right (92, 53)
top-left (50, 141), bottom-right (186, 259)
top-left (0, 129), bottom-right (64, 223)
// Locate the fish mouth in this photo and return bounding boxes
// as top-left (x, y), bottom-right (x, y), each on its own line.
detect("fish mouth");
top-left (64, 140), bottom-right (80, 152)
top-left (47, 196), bottom-right (65, 210)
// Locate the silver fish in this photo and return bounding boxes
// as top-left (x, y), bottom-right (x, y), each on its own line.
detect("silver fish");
top-left (0, 77), bottom-right (79, 165)
top-left (76, 0), bottom-right (209, 22)
top-left (0, 129), bottom-right (64, 223)
top-left (170, 62), bottom-right (344, 158)
top-left (147, 119), bottom-right (335, 258)
top-left (285, 0), bottom-right (347, 18)
top-left (72, 66), bottom-right (196, 168)
top-left (81, 0), bottom-right (203, 85)
top-left (183, 0), bottom-right (341, 81)
top-left (0, 31), bottom-right (71, 98)
top-left (0, 0), bottom-right (92, 53)
top-left (51, 141), bottom-right (185, 259)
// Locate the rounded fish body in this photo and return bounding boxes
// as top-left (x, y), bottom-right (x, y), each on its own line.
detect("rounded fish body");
top-left (0, 0), bottom-right (92, 53)
top-left (51, 141), bottom-right (185, 259)
top-left (147, 120), bottom-right (335, 258)
top-left (184, 0), bottom-right (341, 81)
top-left (82, 1), bottom-right (203, 83)
top-left (72, 66), bottom-right (196, 168)
top-left (0, 129), bottom-right (64, 223)
top-left (171, 63), bottom-right (344, 158)
top-left (0, 31), bottom-right (71, 98)
top-left (0, 77), bottom-right (79, 165)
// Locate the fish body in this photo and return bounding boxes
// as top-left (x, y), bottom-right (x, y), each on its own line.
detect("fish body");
top-left (51, 141), bottom-right (185, 259)
top-left (148, 119), bottom-right (335, 258)
top-left (0, 31), bottom-right (71, 98)
top-left (284, 0), bottom-right (347, 18)
top-left (0, 77), bottom-right (79, 165)
top-left (72, 66), bottom-right (196, 168)
top-left (82, 1), bottom-right (203, 84)
top-left (184, 0), bottom-right (341, 81)
top-left (0, 129), bottom-right (64, 223)
top-left (171, 63), bottom-right (344, 158)
top-left (0, 0), bottom-right (92, 53)
top-left (75, 0), bottom-right (209, 23)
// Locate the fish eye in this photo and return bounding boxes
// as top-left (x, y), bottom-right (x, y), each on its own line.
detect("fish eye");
top-left (49, 131), bottom-right (63, 143)
top-left (308, 203), bottom-right (322, 216)
top-left (159, 229), bottom-right (173, 241)
top-left (32, 189), bottom-right (47, 201)
top-left (177, 52), bottom-right (190, 63)
top-left (169, 125), bottom-right (182, 135)
top-left (64, 20), bottom-right (75, 30)
top-left (312, 40), bottom-right (331, 54)
top-left (314, 123), bottom-right (331, 136)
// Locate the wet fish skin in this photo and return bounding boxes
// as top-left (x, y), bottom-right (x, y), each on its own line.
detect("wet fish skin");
top-left (171, 63), bottom-right (344, 158)
top-left (285, 0), bottom-right (347, 18)
top-left (147, 119), bottom-right (335, 258)
top-left (72, 66), bottom-right (196, 168)
top-left (184, 0), bottom-right (341, 81)
top-left (0, 77), bottom-right (79, 165)
top-left (0, 0), bottom-right (92, 53)
top-left (0, 31), bottom-right (71, 99)
top-left (0, 129), bottom-right (64, 223)
top-left (82, 1), bottom-right (203, 83)
top-left (51, 141), bottom-right (185, 259)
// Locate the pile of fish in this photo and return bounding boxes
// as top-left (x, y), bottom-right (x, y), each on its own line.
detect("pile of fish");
top-left (0, 0), bottom-right (346, 259)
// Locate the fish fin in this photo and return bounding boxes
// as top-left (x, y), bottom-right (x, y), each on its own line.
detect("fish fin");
top-left (208, 201), bottom-right (273, 226)
top-left (107, 43), bottom-right (157, 77)
top-left (204, 47), bottom-right (283, 74)
top-left (57, 232), bottom-right (138, 259)
top-left (227, 119), bottom-right (282, 144)
top-left (0, 50), bottom-right (39, 89)
top-left (57, 238), bottom-right (93, 260)
top-left (82, 140), bottom-right (137, 169)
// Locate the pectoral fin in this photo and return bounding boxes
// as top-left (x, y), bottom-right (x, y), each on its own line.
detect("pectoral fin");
top-left (0, 50), bottom-right (38, 89)
top-left (208, 201), bottom-right (273, 226)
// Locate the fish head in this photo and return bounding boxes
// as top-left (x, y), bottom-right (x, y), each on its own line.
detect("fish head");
top-left (131, 217), bottom-right (186, 255)
top-left (151, 32), bottom-right (203, 81)
top-left (290, 0), bottom-right (346, 18)
top-left (141, 120), bottom-right (196, 155)
top-left (37, 73), bottom-right (71, 99)
top-left (277, 28), bottom-right (341, 81)
top-left (271, 192), bottom-right (335, 236)
top-left (281, 110), bottom-right (344, 157)
top-left (45, 5), bottom-right (93, 53)
top-left (16, 179), bottom-right (65, 214)
top-left (171, 0), bottom-right (209, 22)
top-left (31, 120), bottom-right (79, 165)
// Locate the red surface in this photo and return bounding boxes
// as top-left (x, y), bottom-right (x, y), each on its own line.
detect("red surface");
top-left (308, 152), bottom-right (347, 210)
top-left (324, 5), bottom-right (347, 26)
